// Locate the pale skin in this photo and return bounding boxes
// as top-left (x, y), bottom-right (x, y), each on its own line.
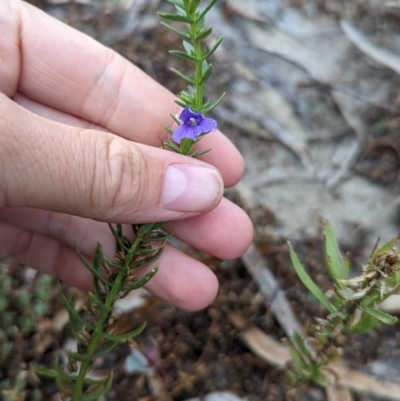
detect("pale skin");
top-left (0, 0), bottom-right (253, 311)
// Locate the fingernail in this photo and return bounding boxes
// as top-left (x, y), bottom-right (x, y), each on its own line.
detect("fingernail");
top-left (161, 164), bottom-right (223, 212)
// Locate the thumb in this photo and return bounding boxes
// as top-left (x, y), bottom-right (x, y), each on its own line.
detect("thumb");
top-left (0, 93), bottom-right (223, 223)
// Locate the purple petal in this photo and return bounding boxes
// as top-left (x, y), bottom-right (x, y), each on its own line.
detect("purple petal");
top-left (172, 124), bottom-right (205, 144)
top-left (171, 124), bottom-right (189, 144)
top-left (172, 109), bottom-right (218, 144)
top-left (179, 107), bottom-right (202, 124)
top-left (198, 117), bottom-right (217, 133)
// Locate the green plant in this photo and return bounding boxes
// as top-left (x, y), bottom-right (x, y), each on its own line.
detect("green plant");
top-left (288, 222), bottom-right (400, 386)
top-left (34, 1), bottom-right (224, 399)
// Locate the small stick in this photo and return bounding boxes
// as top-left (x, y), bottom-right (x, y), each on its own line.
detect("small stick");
top-left (241, 242), bottom-right (305, 341)
top-left (230, 315), bottom-right (400, 401)
top-left (341, 20), bottom-right (400, 76)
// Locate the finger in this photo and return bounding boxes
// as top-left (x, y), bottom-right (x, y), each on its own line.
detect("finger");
top-left (167, 198), bottom-right (254, 258)
top-left (0, 221), bottom-right (93, 287)
top-left (0, 221), bottom-right (218, 311)
top-left (13, 92), bottom-right (243, 188)
top-left (13, 92), bottom-right (106, 132)
top-left (0, 94), bottom-right (223, 222)
top-left (0, 197), bottom-right (253, 260)
top-left (2, 1), bottom-right (243, 187)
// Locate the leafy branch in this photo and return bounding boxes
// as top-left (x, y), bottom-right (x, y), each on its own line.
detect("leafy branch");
top-left (160, 0), bottom-right (225, 156)
top-left (34, 223), bottom-right (170, 400)
top-left (34, 2), bottom-right (223, 398)
top-left (287, 222), bottom-right (400, 387)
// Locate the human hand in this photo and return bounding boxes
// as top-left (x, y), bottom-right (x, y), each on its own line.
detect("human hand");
top-left (0, 0), bottom-right (253, 311)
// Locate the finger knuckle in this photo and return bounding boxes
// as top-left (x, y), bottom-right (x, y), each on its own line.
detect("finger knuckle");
top-left (92, 136), bottom-right (149, 219)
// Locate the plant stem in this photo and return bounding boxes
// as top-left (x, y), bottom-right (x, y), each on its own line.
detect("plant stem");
top-left (71, 233), bottom-right (144, 400)
top-left (191, 16), bottom-right (203, 112)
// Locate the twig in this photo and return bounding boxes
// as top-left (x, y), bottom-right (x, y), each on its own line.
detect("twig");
top-left (230, 315), bottom-right (400, 401)
top-left (325, 138), bottom-right (361, 189)
top-left (235, 182), bottom-right (305, 340)
top-left (229, 96), bottom-right (313, 171)
top-left (241, 243), bottom-right (305, 341)
top-left (224, 0), bottom-right (269, 23)
top-left (341, 20), bottom-right (400, 76)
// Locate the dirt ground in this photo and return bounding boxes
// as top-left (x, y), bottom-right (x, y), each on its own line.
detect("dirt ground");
top-left (2, 0), bottom-right (400, 400)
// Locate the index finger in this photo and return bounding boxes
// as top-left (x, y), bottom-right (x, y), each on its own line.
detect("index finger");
top-left (0, 0), bottom-right (244, 185)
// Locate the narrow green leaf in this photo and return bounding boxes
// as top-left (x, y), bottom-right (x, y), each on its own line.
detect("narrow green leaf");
top-left (166, 0), bottom-right (184, 5)
top-left (132, 245), bottom-right (166, 270)
top-left (153, 221), bottom-right (170, 230)
top-left (79, 375), bottom-right (112, 386)
top-left (179, 92), bottom-right (195, 102)
top-left (199, 63), bottom-right (213, 84)
top-left (158, 12), bottom-right (192, 23)
top-left (183, 40), bottom-right (195, 54)
top-left (76, 247), bottom-right (111, 287)
top-left (346, 313), bottom-right (378, 334)
top-left (138, 223), bottom-right (157, 234)
top-left (188, 0), bottom-right (201, 13)
top-left (170, 67), bottom-right (195, 84)
top-left (58, 286), bottom-right (93, 334)
top-left (292, 332), bottom-right (312, 360)
top-left (101, 322), bottom-right (146, 343)
top-left (138, 246), bottom-right (163, 256)
top-left (97, 250), bottom-right (122, 270)
top-left (174, 4), bottom-right (187, 15)
top-left (332, 291), bottom-right (346, 309)
top-left (361, 305), bottom-right (398, 325)
top-left (169, 49), bottom-right (198, 61)
top-left (289, 344), bottom-right (307, 372)
top-left (195, 26), bottom-right (212, 41)
top-left (323, 222), bottom-right (348, 283)
top-left (289, 243), bottom-right (337, 314)
top-left (190, 148), bottom-right (212, 157)
top-left (170, 113), bottom-right (181, 125)
top-left (160, 22), bottom-right (191, 38)
top-left (41, 361), bottom-right (110, 385)
top-left (92, 271), bottom-right (103, 302)
top-left (122, 266), bottom-right (158, 291)
top-left (201, 92), bottom-right (226, 113)
top-left (373, 237), bottom-right (397, 258)
top-left (87, 292), bottom-right (110, 314)
top-left (178, 93), bottom-right (195, 104)
top-left (143, 230), bottom-right (171, 241)
top-left (164, 139), bottom-right (181, 152)
top-left (174, 99), bottom-right (189, 108)
top-left (69, 341), bottom-right (118, 362)
top-left (108, 223), bottom-right (129, 252)
top-left (312, 370), bottom-right (329, 388)
top-left (204, 36), bottom-right (223, 58)
top-left (31, 365), bottom-right (58, 378)
top-left (343, 254), bottom-right (351, 275)
top-left (196, 0), bottom-right (218, 22)
top-left (80, 374), bottom-right (113, 401)
top-left (387, 269), bottom-right (400, 290)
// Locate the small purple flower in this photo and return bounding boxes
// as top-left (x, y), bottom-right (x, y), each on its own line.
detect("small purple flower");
top-left (172, 107), bottom-right (217, 144)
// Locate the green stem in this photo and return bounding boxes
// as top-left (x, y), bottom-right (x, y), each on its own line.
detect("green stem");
top-left (180, 138), bottom-right (195, 155)
top-left (191, 17), bottom-right (203, 112)
top-left (71, 233), bottom-right (144, 400)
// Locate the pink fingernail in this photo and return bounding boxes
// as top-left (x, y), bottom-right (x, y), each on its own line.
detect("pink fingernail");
top-left (161, 164), bottom-right (222, 212)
